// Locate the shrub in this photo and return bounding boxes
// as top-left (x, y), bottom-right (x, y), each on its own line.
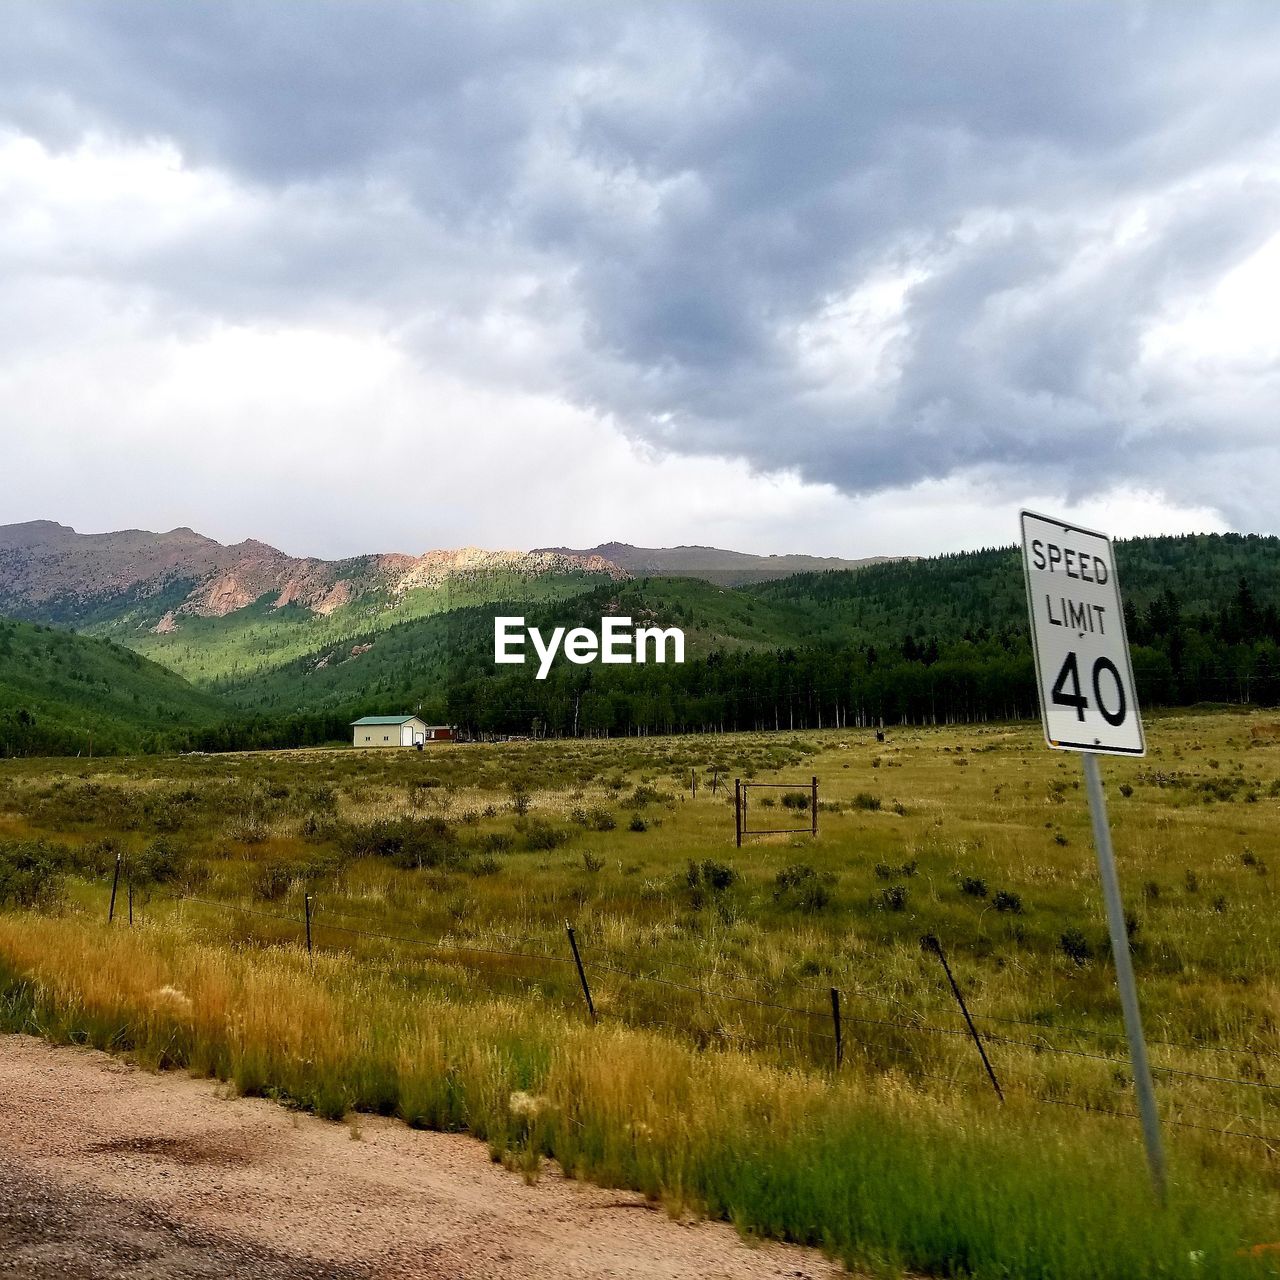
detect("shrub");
top-left (581, 851), bottom-right (605, 874)
top-left (133, 837), bottom-right (185, 885)
top-left (226, 813), bottom-right (270, 845)
top-left (627, 785), bottom-right (663, 809)
top-left (960, 876), bottom-right (989, 898)
top-left (478, 832), bottom-right (514, 854)
top-left (523, 821), bottom-right (569, 852)
top-left (1242, 848), bottom-right (1268, 874)
top-left (339, 816), bottom-right (465, 871)
top-left (773, 863), bottom-right (835, 913)
top-left (587, 807), bottom-right (616, 831)
top-left (1059, 928), bottom-right (1092, 965)
top-left (993, 890), bottom-right (1023, 914)
top-left (851, 792), bottom-right (882, 811)
top-left (879, 884), bottom-right (908, 911)
top-left (687, 860), bottom-right (736, 892)
top-left (251, 861), bottom-right (296, 902)
top-left (628, 816), bottom-right (648, 833)
top-left (876, 860), bottom-right (917, 881)
top-left (781, 791), bottom-right (811, 811)
top-left (0, 840), bottom-right (64, 908)
top-left (509, 784), bottom-right (532, 816)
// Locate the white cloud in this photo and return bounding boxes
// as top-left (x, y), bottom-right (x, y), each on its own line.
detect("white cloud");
top-left (1, 3), bottom-right (1278, 561)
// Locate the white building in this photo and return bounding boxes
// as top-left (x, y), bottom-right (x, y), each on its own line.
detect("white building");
top-left (350, 716), bottom-right (452, 748)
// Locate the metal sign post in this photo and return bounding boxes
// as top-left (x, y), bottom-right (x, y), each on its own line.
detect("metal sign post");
top-left (1081, 751), bottom-right (1166, 1201)
top-left (1020, 510), bottom-right (1166, 1202)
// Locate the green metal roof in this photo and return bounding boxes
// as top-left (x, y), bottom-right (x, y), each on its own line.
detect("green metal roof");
top-left (350, 715), bottom-right (421, 726)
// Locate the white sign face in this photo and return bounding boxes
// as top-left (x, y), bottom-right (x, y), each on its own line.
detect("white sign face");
top-left (1020, 510), bottom-right (1145, 756)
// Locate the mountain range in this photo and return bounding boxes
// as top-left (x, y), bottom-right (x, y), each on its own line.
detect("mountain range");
top-left (0, 520), bottom-right (623, 631)
top-left (1, 520), bottom-right (1277, 754)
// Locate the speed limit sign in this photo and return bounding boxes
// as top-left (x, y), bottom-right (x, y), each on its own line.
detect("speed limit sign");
top-left (1019, 510), bottom-right (1163, 1198)
top-left (1020, 510), bottom-right (1145, 756)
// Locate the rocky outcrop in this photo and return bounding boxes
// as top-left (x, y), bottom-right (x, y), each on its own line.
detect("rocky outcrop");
top-left (0, 520), bottom-right (628, 632)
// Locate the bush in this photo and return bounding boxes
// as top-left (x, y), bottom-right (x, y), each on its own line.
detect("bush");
top-left (523, 821), bottom-right (569, 852)
top-left (1059, 928), bottom-right (1092, 965)
top-left (571, 806), bottom-right (616, 832)
top-left (876, 859), bottom-right (918, 881)
top-left (225, 813), bottom-right (270, 844)
top-left (0, 840), bottom-right (64, 908)
top-left (851, 792), bottom-right (882, 811)
top-left (627, 785), bottom-right (663, 809)
top-left (338, 816), bottom-right (466, 871)
top-left (252, 861), bottom-right (296, 902)
top-left (687, 860), bottom-right (737, 892)
top-left (773, 863), bottom-right (835, 912)
top-left (993, 889), bottom-right (1023, 914)
top-left (878, 884), bottom-right (908, 912)
top-left (628, 816), bottom-right (648, 833)
top-left (781, 791), bottom-right (811, 811)
top-left (960, 876), bottom-right (989, 898)
top-left (133, 837), bottom-right (185, 885)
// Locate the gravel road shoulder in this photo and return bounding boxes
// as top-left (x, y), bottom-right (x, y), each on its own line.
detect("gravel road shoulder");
top-left (0, 1034), bottom-right (848, 1279)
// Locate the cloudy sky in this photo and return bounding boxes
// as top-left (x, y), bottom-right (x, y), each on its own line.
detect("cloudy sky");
top-left (2, 2), bottom-right (1278, 561)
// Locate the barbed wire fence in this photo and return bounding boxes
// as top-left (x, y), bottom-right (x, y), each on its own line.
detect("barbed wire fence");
top-left (100, 886), bottom-right (1280, 1157)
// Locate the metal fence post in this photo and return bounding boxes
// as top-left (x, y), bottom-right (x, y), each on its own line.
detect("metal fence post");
top-left (830, 987), bottom-right (843, 1069)
top-left (565, 922), bottom-right (596, 1022)
top-left (107, 852), bottom-right (121, 924)
top-left (304, 893), bottom-right (313, 961)
top-left (922, 934), bottom-right (1003, 1102)
top-left (811, 775), bottom-right (818, 837)
top-left (734, 779), bottom-right (742, 847)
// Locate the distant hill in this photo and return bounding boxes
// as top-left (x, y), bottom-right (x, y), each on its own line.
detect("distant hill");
top-left (0, 521), bottom-right (625, 684)
top-left (0, 520), bottom-right (624, 631)
top-left (3, 520), bottom-right (1279, 751)
top-left (0, 617), bottom-right (228, 756)
top-left (534, 541), bottom-right (897, 585)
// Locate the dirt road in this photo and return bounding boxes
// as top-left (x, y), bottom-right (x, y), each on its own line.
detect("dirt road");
top-left (0, 1035), bottom-right (846, 1279)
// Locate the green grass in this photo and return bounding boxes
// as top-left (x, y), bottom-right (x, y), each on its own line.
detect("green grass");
top-left (3, 712), bottom-right (1280, 1275)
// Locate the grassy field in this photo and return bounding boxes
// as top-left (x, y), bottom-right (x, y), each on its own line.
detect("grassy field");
top-left (1, 711), bottom-right (1279, 1276)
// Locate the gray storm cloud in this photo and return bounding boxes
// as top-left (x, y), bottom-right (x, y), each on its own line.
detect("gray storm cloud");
top-left (2, 0), bottom-right (1279, 537)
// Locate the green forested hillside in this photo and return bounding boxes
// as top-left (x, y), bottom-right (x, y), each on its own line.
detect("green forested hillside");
top-left (749, 533), bottom-right (1280, 641)
top-left (0, 619), bottom-right (229, 756)
top-left (7, 531), bottom-right (1279, 753)
top-left (192, 532), bottom-right (1280, 742)
top-left (118, 570), bottom-right (611, 684)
